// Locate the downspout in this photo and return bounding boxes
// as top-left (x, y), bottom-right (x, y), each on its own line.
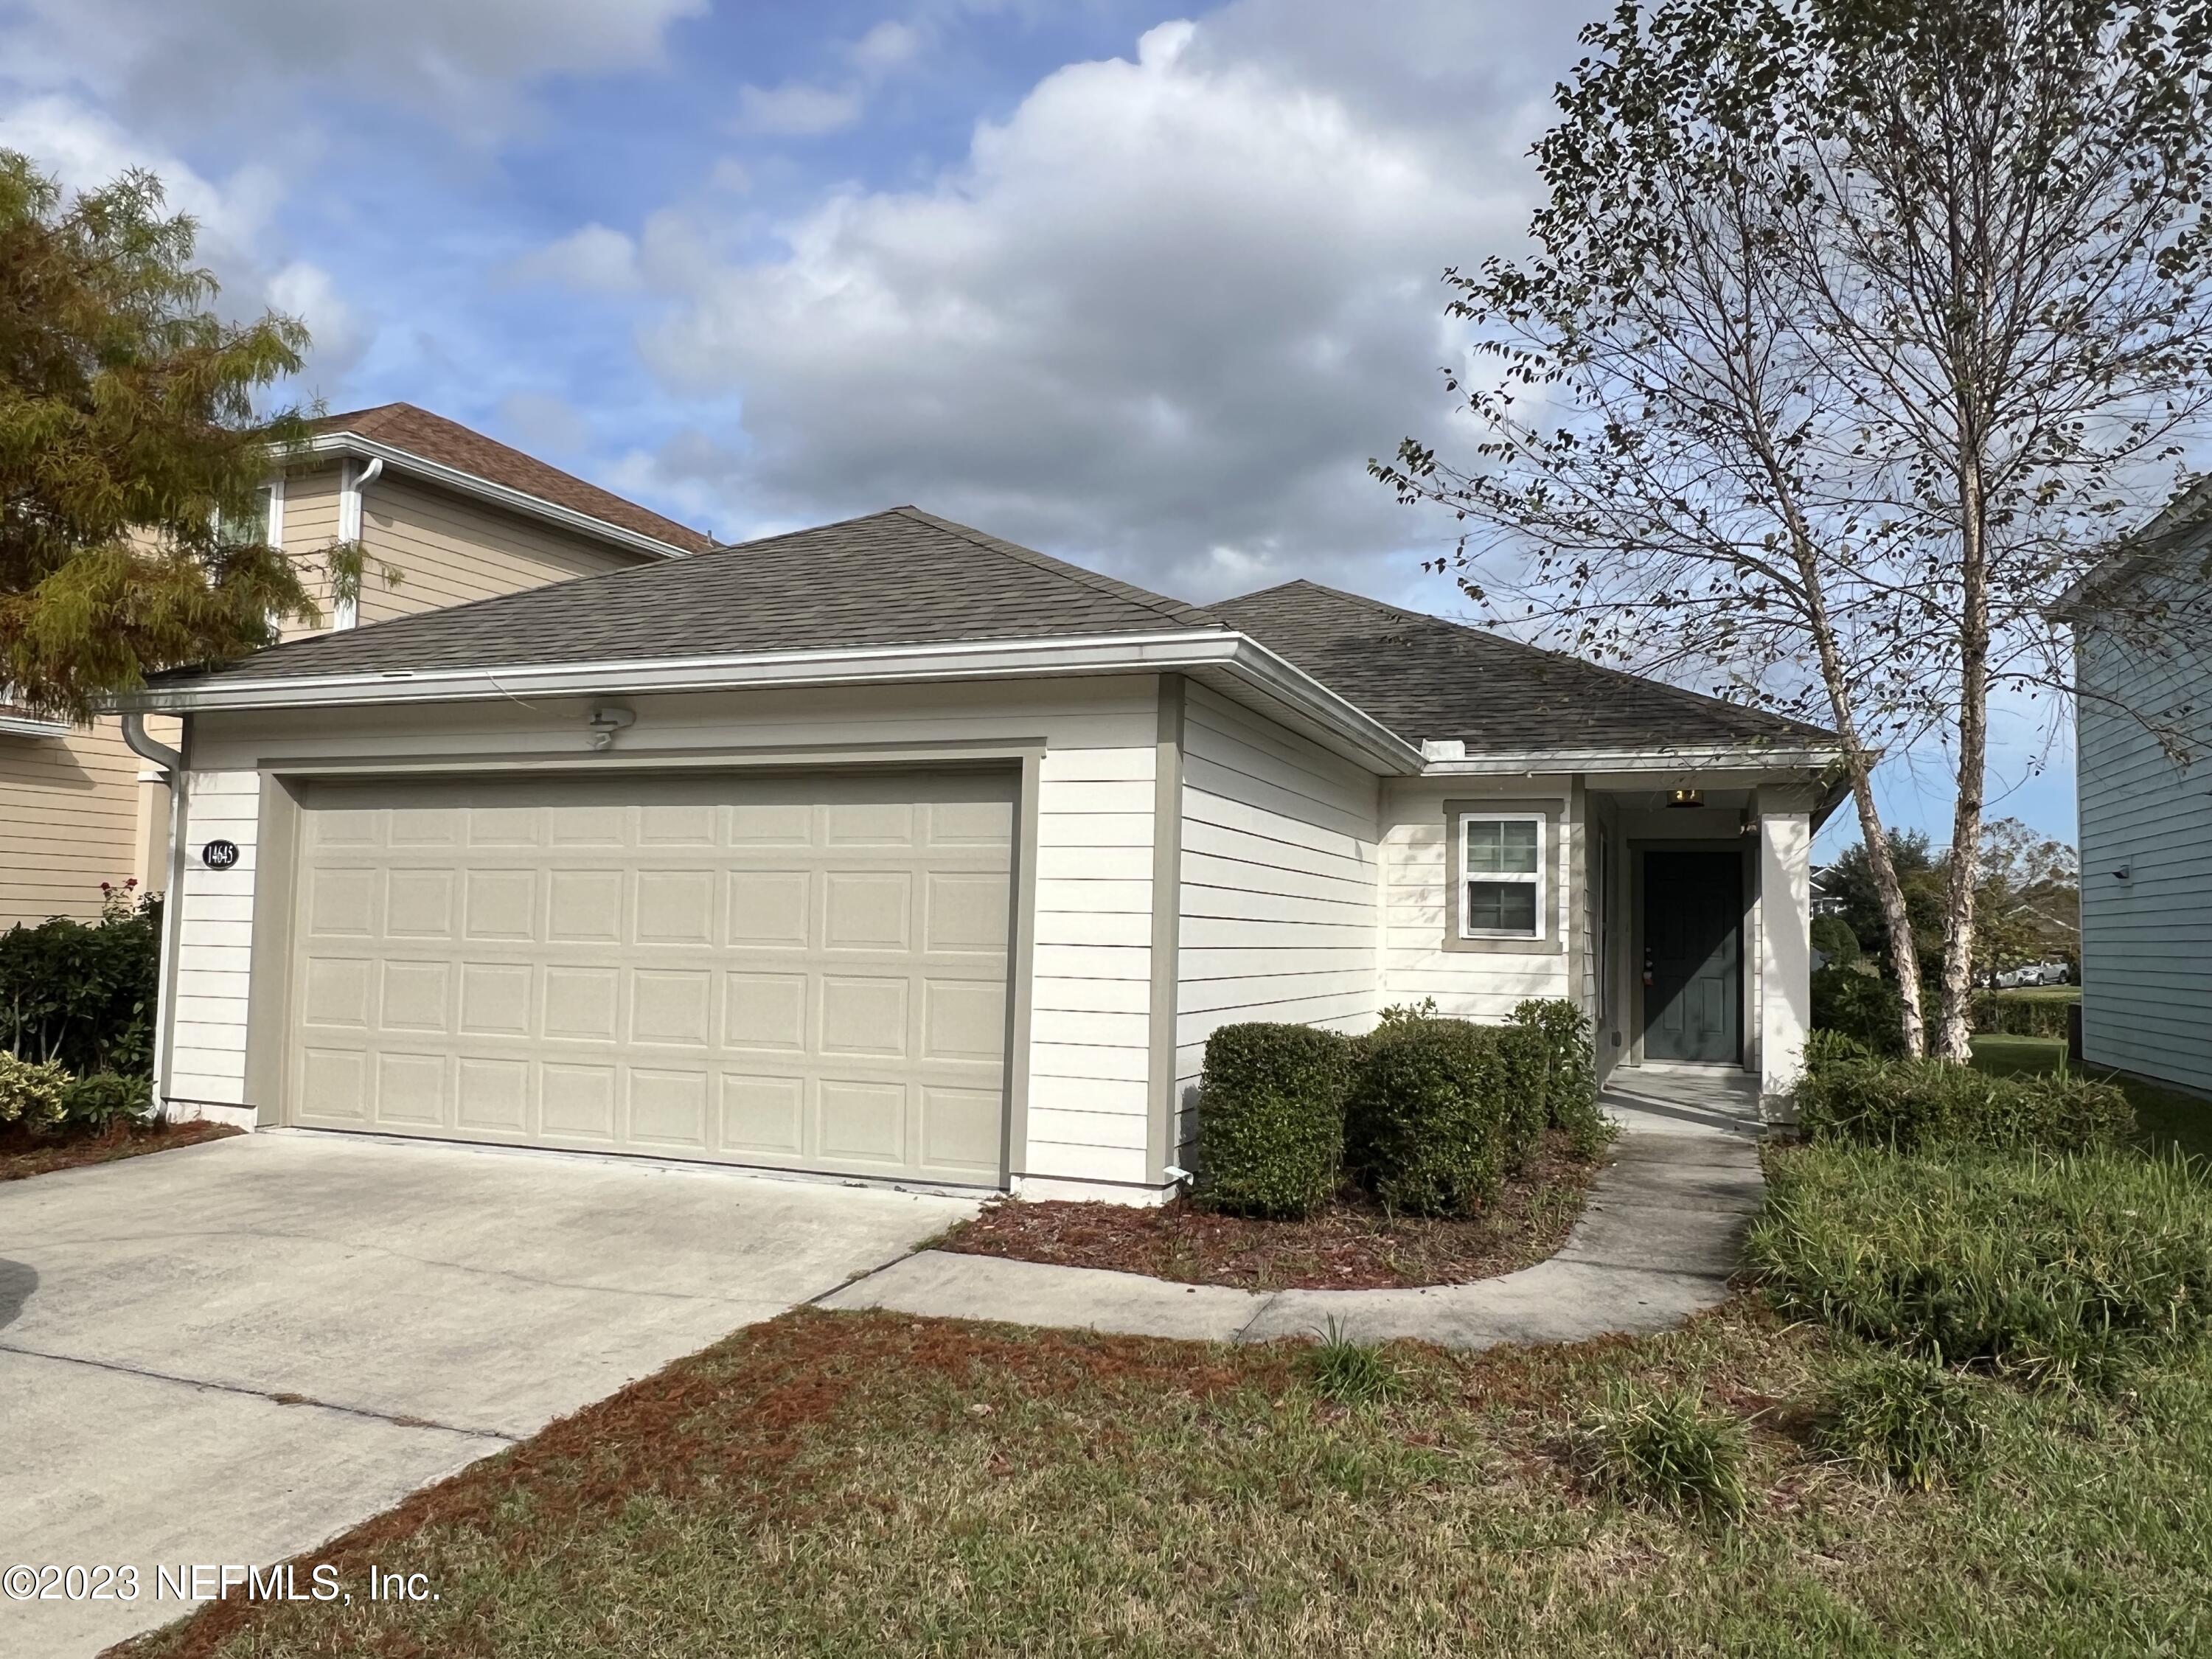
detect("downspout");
top-left (122, 712), bottom-right (188, 1119)
top-left (333, 455), bottom-right (384, 630)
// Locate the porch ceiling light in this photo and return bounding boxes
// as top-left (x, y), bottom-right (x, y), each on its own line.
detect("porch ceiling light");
top-left (1666, 787), bottom-right (1703, 810)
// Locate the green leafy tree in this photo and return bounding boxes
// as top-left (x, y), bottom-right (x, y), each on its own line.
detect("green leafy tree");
top-left (1379, 0), bottom-right (2212, 1058)
top-left (1, 151), bottom-right (320, 719)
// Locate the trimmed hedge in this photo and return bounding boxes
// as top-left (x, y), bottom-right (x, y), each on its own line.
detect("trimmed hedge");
top-left (1969, 992), bottom-right (2075, 1038)
top-left (1794, 1055), bottom-right (2132, 1153)
top-left (1194, 1023), bottom-right (1355, 1218)
top-left (1347, 1019), bottom-right (1548, 1217)
top-left (1511, 997), bottom-right (1611, 1158)
top-left (1809, 914), bottom-right (1862, 967)
top-left (1811, 964), bottom-right (1905, 1056)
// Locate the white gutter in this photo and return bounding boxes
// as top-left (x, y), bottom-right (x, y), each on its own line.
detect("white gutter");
top-left (1418, 742), bottom-right (1844, 774)
top-left (114, 630), bottom-right (1430, 776)
top-left (303, 432), bottom-right (695, 563)
top-left (120, 711), bottom-right (184, 775)
top-left (331, 455), bottom-right (383, 630)
top-left (0, 708), bottom-right (70, 740)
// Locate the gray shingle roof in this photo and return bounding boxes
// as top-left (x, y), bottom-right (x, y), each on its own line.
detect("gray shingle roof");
top-left (159, 507), bottom-right (1225, 686)
top-left (154, 512), bottom-right (1834, 755)
top-left (1209, 580), bottom-right (1835, 751)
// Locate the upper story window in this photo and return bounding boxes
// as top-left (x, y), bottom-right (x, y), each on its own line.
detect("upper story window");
top-left (1460, 813), bottom-right (1544, 939)
top-left (213, 484), bottom-right (276, 548)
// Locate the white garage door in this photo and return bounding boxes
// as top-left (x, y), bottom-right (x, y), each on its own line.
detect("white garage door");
top-left (285, 770), bottom-right (1017, 1186)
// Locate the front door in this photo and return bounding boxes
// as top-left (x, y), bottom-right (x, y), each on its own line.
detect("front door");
top-left (1642, 850), bottom-right (1742, 1064)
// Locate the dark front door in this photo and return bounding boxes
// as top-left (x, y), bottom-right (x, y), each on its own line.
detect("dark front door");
top-left (1642, 851), bottom-right (1742, 1064)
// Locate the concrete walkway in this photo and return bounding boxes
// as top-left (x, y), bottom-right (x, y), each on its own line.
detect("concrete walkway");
top-left (823, 1066), bottom-right (1766, 1349)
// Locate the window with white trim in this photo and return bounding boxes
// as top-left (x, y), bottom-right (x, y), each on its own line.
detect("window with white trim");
top-left (1459, 813), bottom-right (1545, 939)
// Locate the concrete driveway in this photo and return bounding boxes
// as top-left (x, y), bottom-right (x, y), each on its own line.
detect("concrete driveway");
top-left (0, 1131), bottom-right (974, 1658)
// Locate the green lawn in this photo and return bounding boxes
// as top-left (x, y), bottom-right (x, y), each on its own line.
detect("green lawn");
top-left (1970, 1034), bottom-right (2212, 1161)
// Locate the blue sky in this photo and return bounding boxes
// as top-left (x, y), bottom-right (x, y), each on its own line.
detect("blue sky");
top-left (0, 0), bottom-right (2079, 851)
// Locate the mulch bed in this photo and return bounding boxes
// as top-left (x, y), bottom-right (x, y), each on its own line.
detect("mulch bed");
top-left (0, 1118), bottom-right (243, 1181)
top-left (938, 1129), bottom-right (1604, 1291)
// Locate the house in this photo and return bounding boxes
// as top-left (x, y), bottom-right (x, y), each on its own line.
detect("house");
top-left (2058, 492), bottom-right (2212, 1096)
top-left (120, 509), bottom-right (1846, 1203)
top-left (0, 403), bottom-right (711, 929)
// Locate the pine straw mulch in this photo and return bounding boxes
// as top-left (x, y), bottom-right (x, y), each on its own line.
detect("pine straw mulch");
top-left (0, 1117), bottom-right (241, 1181)
top-left (936, 1129), bottom-right (1605, 1291)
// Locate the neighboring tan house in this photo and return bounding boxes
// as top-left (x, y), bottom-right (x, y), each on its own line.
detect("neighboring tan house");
top-left (2059, 491), bottom-right (2212, 1096)
top-left (125, 509), bottom-right (1844, 1203)
top-left (0, 403), bottom-right (710, 929)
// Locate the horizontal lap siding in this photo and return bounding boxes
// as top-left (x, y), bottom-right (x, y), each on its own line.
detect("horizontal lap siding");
top-left (1382, 780), bottom-right (1571, 1019)
top-left (356, 476), bottom-right (646, 622)
top-left (167, 771), bottom-right (261, 1105)
top-left (277, 465), bottom-right (345, 636)
top-left (2076, 622), bottom-right (2212, 1093)
top-left (0, 717), bottom-right (146, 927)
top-left (1026, 745), bottom-right (1156, 1186)
top-left (1174, 686), bottom-right (1382, 1152)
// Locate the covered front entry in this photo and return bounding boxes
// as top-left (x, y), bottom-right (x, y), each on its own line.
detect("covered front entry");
top-left (1641, 849), bottom-right (1744, 1065)
top-left (283, 768), bottom-right (1018, 1186)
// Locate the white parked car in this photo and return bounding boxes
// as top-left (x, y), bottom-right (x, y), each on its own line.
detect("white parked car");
top-left (1996, 962), bottom-right (2072, 988)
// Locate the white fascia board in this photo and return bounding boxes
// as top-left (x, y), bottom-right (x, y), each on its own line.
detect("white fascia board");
top-left (1419, 742), bottom-right (1845, 775)
top-left (299, 433), bottom-right (693, 562)
top-left (112, 631), bottom-right (1432, 775)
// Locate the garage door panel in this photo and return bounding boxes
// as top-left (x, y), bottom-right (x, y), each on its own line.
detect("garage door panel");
top-left (288, 770), bottom-right (1016, 1185)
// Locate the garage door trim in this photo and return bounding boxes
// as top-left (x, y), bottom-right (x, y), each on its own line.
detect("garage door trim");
top-left (241, 757), bottom-right (1040, 1189)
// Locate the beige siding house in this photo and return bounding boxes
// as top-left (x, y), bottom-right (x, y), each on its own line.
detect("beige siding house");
top-left (0, 403), bottom-right (709, 930)
top-left (128, 510), bottom-right (1843, 1204)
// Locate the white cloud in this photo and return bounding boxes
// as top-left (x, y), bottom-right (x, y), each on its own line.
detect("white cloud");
top-left (267, 260), bottom-right (368, 386)
top-left (642, 4), bottom-right (1595, 602)
top-left (507, 224), bottom-right (642, 293)
top-left (2, 0), bottom-right (706, 141)
top-left (733, 81), bottom-right (867, 138)
top-left (850, 20), bottom-right (923, 74)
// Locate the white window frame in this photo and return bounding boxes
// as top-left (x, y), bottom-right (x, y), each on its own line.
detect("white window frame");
top-left (1457, 812), bottom-right (1546, 941)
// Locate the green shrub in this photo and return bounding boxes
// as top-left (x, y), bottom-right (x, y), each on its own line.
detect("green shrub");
top-left (1571, 1382), bottom-right (1748, 1520)
top-left (1969, 991), bottom-right (2075, 1037)
top-left (58, 1071), bottom-right (153, 1132)
top-left (1194, 1023), bottom-right (1356, 1219)
top-left (1302, 1318), bottom-right (1404, 1407)
top-left (1811, 964), bottom-right (1905, 1056)
top-left (1510, 998), bottom-right (1613, 1159)
top-left (0, 885), bottom-right (161, 1077)
top-left (1348, 1019), bottom-right (1547, 1216)
top-left (1813, 1353), bottom-right (1989, 1490)
top-left (1795, 1055), bottom-right (2132, 1153)
top-left (1803, 1028), bottom-right (1875, 1072)
top-left (1810, 914), bottom-right (1862, 967)
top-left (1747, 1142), bottom-right (2212, 1390)
top-left (0, 1052), bottom-right (72, 1132)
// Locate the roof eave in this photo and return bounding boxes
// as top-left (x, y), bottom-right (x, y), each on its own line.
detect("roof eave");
top-left (114, 630), bottom-right (1432, 776)
top-left (1416, 742), bottom-right (1846, 774)
top-left (299, 431), bottom-right (699, 562)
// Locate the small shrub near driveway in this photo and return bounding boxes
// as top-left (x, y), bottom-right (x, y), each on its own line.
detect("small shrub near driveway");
top-left (1796, 1054), bottom-right (2132, 1153)
top-left (1748, 1142), bottom-right (2212, 1391)
top-left (1349, 1019), bottom-right (1548, 1216)
top-left (1813, 1353), bottom-right (1989, 1491)
top-left (0, 1052), bottom-right (69, 1130)
top-left (0, 882), bottom-right (161, 1077)
top-left (1194, 1023), bottom-right (1355, 1219)
top-left (1571, 1382), bottom-right (1749, 1521)
top-left (59, 1071), bottom-right (154, 1132)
